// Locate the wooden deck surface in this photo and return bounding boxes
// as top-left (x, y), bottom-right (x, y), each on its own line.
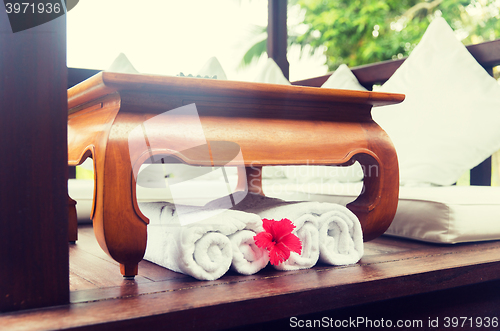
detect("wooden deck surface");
top-left (3, 225), bottom-right (500, 330)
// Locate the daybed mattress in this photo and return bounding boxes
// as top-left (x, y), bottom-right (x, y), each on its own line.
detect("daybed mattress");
top-left (277, 182), bottom-right (500, 244)
top-left (68, 179), bottom-right (500, 244)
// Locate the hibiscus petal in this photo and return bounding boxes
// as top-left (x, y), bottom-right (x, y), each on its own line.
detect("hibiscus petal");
top-left (261, 218), bottom-right (274, 234)
top-left (270, 218), bottom-right (296, 241)
top-left (269, 242), bottom-right (291, 265)
top-left (280, 233), bottom-right (302, 254)
top-left (254, 232), bottom-right (274, 251)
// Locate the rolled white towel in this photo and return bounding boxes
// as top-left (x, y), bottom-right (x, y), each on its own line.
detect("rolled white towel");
top-left (315, 205), bottom-right (364, 265)
top-left (139, 201), bottom-right (265, 280)
top-left (207, 192), bottom-right (363, 268)
top-left (207, 193), bottom-right (320, 271)
top-left (273, 216), bottom-right (319, 271)
top-left (228, 230), bottom-right (269, 275)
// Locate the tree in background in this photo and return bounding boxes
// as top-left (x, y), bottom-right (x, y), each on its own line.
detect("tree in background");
top-left (241, 0), bottom-right (500, 71)
top-left (297, 0), bottom-right (500, 70)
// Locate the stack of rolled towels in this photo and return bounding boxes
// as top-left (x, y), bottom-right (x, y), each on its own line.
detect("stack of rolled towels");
top-left (139, 192), bottom-right (364, 280)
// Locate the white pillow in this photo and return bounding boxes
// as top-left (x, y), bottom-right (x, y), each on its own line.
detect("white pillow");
top-left (197, 57), bottom-right (227, 80)
top-left (321, 64), bottom-right (367, 91)
top-left (253, 58), bottom-right (291, 85)
top-left (106, 53), bottom-right (139, 73)
top-left (373, 17), bottom-right (500, 186)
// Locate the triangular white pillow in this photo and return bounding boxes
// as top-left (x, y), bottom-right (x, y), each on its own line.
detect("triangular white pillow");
top-left (321, 64), bottom-right (367, 91)
top-left (253, 58), bottom-right (291, 85)
top-left (107, 53), bottom-right (139, 73)
top-left (373, 17), bottom-right (500, 186)
top-left (197, 57), bottom-right (227, 80)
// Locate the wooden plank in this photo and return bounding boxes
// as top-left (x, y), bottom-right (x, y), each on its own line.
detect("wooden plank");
top-left (69, 246), bottom-right (153, 288)
top-left (4, 258), bottom-right (500, 330)
top-left (69, 272), bottom-right (98, 292)
top-left (470, 156), bottom-right (492, 186)
top-left (467, 39), bottom-right (500, 68)
top-left (70, 226), bottom-right (153, 288)
top-left (0, 9), bottom-right (69, 312)
top-left (4, 229), bottom-right (500, 330)
top-left (247, 279), bottom-right (500, 330)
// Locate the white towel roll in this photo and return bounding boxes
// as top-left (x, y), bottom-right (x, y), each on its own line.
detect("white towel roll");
top-left (207, 192), bottom-right (363, 269)
top-left (317, 207), bottom-right (364, 265)
top-left (140, 201), bottom-right (265, 280)
top-left (207, 192), bottom-right (320, 270)
top-left (228, 230), bottom-right (269, 275)
top-left (272, 218), bottom-right (319, 271)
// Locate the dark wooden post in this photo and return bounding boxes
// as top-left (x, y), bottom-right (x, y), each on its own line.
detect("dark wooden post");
top-left (267, 0), bottom-right (289, 79)
top-left (470, 66), bottom-right (494, 186)
top-left (0, 10), bottom-right (69, 311)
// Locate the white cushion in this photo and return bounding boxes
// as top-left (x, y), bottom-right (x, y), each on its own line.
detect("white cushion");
top-left (197, 56), bottom-right (227, 80)
top-left (321, 64), bottom-right (367, 91)
top-left (385, 186), bottom-right (500, 243)
top-left (68, 179), bottom-right (94, 223)
top-left (69, 177), bottom-right (500, 244)
top-left (68, 172), bottom-right (240, 223)
top-left (253, 58), bottom-right (291, 85)
top-left (373, 17), bottom-right (500, 186)
top-left (267, 182), bottom-right (500, 244)
top-left (106, 53), bottom-right (139, 73)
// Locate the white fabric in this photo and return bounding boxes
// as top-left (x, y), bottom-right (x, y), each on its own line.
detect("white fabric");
top-left (253, 57), bottom-right (291, 85)
top-left (284, 182), bottom-right (500, 244)
top-left (68, 179), bottom-right (93, 222)
top-left (372, 17), bottom-right (500, 186)
top-left (228, 230), bottom-right (269, 275)
top-left (197, 56), bottom-right (227, 80)
top-left (69, 178), bottom-right (500, 245)
top-left (207, 192), bottom-right (363, 270)
top-left (385, 186), bottom-right (500, 243)
top-left (106, 53), bottom-right (139, 73)
top-left (280, 164), bottom-right (364, 184)
top-left (321, 64), bottom-right (367, 91)
top-left (139, 201), bottom-right (265, 280)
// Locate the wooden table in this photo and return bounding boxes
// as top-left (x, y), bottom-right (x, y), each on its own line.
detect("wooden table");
top-left (67, 72), bottom-right (404, 277)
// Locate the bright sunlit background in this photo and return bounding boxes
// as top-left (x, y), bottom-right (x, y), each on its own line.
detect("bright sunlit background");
top-left (67, 0), bottom-right (328, 82)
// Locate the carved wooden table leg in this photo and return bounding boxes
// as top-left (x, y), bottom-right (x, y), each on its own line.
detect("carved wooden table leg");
top-left (91, 118), bottom-right (149, 279)
top-left (347, 123), bottom-right (399, 241)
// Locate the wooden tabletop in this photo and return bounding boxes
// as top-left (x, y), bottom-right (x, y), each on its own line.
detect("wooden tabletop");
top-left (2, 225), bottom-right (499, 330)
top-left (68, 72), bottom-right (405, 111)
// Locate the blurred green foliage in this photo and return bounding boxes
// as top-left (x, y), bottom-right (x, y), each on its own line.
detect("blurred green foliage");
top-left (241, 1), bottom-right (500, 71)
top-left (296, 0), bottom-right (500, 70)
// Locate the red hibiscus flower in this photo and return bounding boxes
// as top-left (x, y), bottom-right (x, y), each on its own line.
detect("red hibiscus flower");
top-left (254, 218), bottom-right (302, 265)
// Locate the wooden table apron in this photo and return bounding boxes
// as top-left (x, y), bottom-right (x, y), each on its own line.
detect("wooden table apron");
top-left (67, 72), bottom-right (404, 277)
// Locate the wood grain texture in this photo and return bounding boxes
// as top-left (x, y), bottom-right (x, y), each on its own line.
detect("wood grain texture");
top-left (0, 11), bottom-right (69, 311)
top-left (67, 73), bottom-right (404, 276)
top-left (1, 226), bottom-right (500, 331)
